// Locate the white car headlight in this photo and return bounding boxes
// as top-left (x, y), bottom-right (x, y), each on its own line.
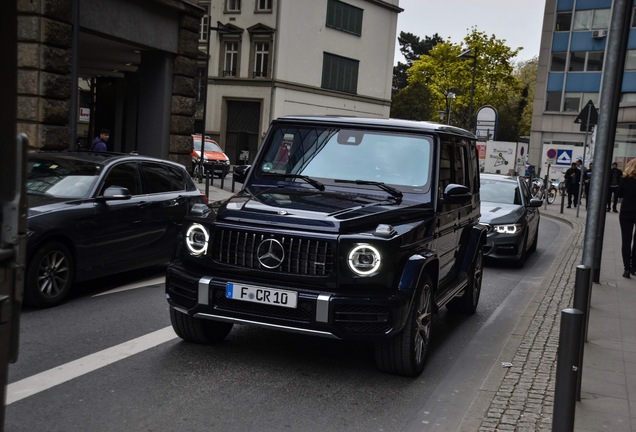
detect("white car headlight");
top-left (185, 223), bottom-right (209, 256)
top-left (493, 224), bottom-right (523, 234)
top-left (348, 244), bottom-right (381, 276)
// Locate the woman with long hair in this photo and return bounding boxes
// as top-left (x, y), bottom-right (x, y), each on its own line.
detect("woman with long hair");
top-left (617, 158), bottom-right (636, 278)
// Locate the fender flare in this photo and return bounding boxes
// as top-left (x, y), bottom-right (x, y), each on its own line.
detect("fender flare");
top-left (460, 224), bottom-right (487, 272)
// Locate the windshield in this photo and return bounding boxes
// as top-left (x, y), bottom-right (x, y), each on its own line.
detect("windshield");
top-left (27, 158), bottom-right (101, 198)
top-left (480, 179), bottom-right (522, 205)
top-left (193, 140), bottom-right (223, 153)
top-left (256, 125), bottom-right (433, 192)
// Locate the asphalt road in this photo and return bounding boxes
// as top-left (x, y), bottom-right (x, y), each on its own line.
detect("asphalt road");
top-left (4, 216), bottom-right (567, 432)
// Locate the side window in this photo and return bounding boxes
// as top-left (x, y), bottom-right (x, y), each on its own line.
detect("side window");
top-left (439, 140), bottom-right (453, 192)
top-left (141, 163), bottom-right (186, 194)
top-left (102, 162), bottom-right (142, 195)
top-left (454, 143), bottom-right (466, 187)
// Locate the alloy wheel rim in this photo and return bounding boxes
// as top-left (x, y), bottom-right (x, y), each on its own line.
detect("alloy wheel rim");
top-left (37, 251), bottom-right (69, 298)
top-left (414, 286), bottom-right (432, 364)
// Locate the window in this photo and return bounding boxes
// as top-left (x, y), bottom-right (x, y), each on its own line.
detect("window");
top-left (196, 66), bottom-right (206, 102)
top-left (586, 52), bottom-right (604, 71)
top-left (626, 50), bottom-right (636, 71)
top-left (225, 0), bottom-right (240, 12)
top-left (573, 9), bottom-right (610, 30)
top-left (569, 52), bottom-right (586, 71)
top-left (551, 53), bottom-right (567, 71)
top-left (321, 52), bottom-right (359, 94)
top-left (253, 42), bottom-right (269, 77)
top-left (563, 92), bottom-right (599, 112)
top-left (199, 15), bottom-right (209, 42)
top-left (546, 92), bottom-right (563, 111)
top-left (141, 163), bottom-right (186, 194)
top-left (555, 12), bottom-right (572, 31)
top-left (224, 41), bottom-right (239, 76)
top-left (256, 0), bottom-right (272, 12)
top-left (102, 163), bottom-right (141, 196)
top-left (326, 0), bottom-right (363, 36)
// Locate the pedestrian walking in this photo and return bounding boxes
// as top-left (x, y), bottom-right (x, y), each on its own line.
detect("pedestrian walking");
top-left (583, 162), bottom-right (593, 208)
top-left (564, 162), bottom-right (580, 208)
top-left (91, 128), bottom-right (110, 152)
top-left (608, 162), bottom-right (623, 212)
top-left (617, 158), bottom-right (636, 278)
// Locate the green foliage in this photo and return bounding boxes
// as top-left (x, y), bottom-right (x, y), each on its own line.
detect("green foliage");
top-left (390, 29), bottom-right (537, 141)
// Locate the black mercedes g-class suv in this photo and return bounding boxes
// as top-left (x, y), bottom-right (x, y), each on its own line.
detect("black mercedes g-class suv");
top-left (166, 116), bottom-right (486, 376)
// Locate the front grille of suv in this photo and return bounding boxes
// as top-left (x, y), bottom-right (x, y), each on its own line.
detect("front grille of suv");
top-left (210, 228), bottom-right (334, 276)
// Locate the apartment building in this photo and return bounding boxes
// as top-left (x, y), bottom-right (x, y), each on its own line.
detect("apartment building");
top-left (530, 0), bottom-right (636, 179)
top-left (195, 0), bottom-right (401, 164)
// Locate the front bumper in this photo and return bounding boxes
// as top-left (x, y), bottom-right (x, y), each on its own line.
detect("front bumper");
top-left (165, 262), bottom-right (412, 341)
top-left (483, 230), bottom-right (525, 260)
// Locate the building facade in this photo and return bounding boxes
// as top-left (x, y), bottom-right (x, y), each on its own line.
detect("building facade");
top-left (196, 0), bottom-right (401, 164)
top-left (17, 0), bottom-right (204, 168)
top-left (530, 0), bottom-right (636, 179)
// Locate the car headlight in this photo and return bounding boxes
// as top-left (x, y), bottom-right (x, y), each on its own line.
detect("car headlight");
top-left (493, 224), bottom-right (523, 234)
top-left (348, 244), bottom-right (381, 276)
top-left (185, 223), bottom-right (209, 256)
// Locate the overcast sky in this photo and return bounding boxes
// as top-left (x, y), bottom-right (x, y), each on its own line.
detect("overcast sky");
top-left (394, 0), bottom-right (547, 64)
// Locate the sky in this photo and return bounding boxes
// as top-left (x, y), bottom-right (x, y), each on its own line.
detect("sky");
top-left (394, 0), bottom-right (547, 65)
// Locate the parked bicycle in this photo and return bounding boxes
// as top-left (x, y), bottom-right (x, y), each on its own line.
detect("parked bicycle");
top-left (531, 177), bottom-right (557, 204)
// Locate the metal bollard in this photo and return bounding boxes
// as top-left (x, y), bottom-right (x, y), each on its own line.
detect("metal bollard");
top-left (205, 171), bottom-right (210, 198)
top-left (552, 308), bottom-right (584, 432)
top-left (573, 265), bottom-right (591, 401)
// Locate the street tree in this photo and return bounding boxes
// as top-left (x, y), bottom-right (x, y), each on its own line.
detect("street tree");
top-left (406, 28), bottom-right (522, 131)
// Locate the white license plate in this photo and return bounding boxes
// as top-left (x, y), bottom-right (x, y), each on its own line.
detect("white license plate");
top-left (225, 283), bottom-right (298, 309)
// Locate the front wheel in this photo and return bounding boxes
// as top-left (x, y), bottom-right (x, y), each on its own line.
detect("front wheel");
top-left (547, 187), bottom-right (557, 204)
top-left (374, 276), bottom-right (434, 377)
top-left (170, 306), bottom-right (233, 344)
top-left (25, 241), bottom-right (74, 308)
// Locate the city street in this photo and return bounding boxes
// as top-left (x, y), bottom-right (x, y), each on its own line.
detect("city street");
top-left (5, 217), bottom-right (569, 432)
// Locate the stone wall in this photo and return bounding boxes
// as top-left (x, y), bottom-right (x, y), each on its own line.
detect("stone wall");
top-left (17, 0), bottom-right (73, 150)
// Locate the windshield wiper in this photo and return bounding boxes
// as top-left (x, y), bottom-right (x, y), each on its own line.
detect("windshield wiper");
top-left (333, 179), bottom-right (403, 202)
top-left (261, 173), bottom-right (325, 191)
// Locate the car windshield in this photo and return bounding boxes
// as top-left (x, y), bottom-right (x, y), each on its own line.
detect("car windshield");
top-left (27, 157), bottom-right (101, 198)
top-left (255, 125), bottom-right (433, 192)
top-left (480, 179), bottom-right (522, 205)
top-left (194, 140), bottom-right (223, 153)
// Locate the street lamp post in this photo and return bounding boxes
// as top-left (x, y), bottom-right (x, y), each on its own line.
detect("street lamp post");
top-left (447, 92), bottom-right (456, 125)
top-left (459, 48), bottom-right (477, 132)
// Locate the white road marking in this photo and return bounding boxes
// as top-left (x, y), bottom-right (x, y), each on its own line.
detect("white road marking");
top-left (6, 326), bottom-right (178, 405)
top-left (92, 275), bottom-right (165, 297)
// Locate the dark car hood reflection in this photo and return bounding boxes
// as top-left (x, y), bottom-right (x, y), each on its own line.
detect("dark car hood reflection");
top-left (480, 202), bottom-right (524, 225)
top-left (214, 187), bottom-right (431, 233)
top-left (27, 194), bottom-right (85, 216)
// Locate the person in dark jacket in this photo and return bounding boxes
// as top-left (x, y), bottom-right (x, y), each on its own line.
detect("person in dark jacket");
top-left (608, 162), bottom-right (623, 212)
top-left (617, 158), bottom-right (636, 278)
top-left (583, 162), bottom-right (593, 209)
top-left (91, 129), bottom-right (110, 152)
top-left (564, 162), bottom-right (581, 208)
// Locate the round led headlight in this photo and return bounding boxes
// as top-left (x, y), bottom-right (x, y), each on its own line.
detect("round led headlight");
top-left (185, 223), bottom-right (209, 256)
top-left (348, 244), bottom-right (381, 276)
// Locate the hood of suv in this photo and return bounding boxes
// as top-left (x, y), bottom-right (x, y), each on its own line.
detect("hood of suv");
top-left (210, 187), bottom-right (432, 233)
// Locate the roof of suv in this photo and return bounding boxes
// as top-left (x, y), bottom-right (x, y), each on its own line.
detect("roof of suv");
top-left (274, 115), bottom-right (477, 139)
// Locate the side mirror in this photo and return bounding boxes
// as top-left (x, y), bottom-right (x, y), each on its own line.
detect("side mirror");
top-left (442, 183), bottom-right (471, 204)
top-left (233, 164), bottom-right (251, 184)
top-left (98, 185), bottom-right (132, 201)
top-left (528, 197), bottom-right (543, 207)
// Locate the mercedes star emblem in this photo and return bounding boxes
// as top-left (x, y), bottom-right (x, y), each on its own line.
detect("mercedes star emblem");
top-left (257, 238), bottom-right (285, 269)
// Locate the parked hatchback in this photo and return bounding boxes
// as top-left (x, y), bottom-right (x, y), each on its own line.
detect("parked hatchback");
top-left (26, 151), bottom-right (206, 307)
top-left (479, 173), bottom-right (541, 267)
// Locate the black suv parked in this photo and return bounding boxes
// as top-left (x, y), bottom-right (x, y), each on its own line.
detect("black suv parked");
top-left (166, 116), bottom-right (486, 376)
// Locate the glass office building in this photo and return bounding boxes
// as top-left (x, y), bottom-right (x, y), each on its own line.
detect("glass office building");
top-left (530, 0), bottom-right (636, 176)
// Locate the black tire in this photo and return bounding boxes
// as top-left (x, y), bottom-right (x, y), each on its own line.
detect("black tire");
top-left (447, 248), bottom-right (483, 314)
top-left (547, 187), bottom-right (557, 204)
top-left (169, 306), bottom-right (233, 344)
top-left (374, 276), bottom-right (433, 377)
top-left (25, 241), bottom-right (74, 308)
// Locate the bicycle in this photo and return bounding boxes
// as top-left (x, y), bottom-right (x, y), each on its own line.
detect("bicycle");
top-left (531, 177), bottom-right (557, 204)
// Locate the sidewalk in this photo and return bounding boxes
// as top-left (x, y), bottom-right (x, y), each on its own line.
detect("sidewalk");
top-left (197, 180), bottom-right (635, 431)
top-left (460, 199), bottom-right (636, 431)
